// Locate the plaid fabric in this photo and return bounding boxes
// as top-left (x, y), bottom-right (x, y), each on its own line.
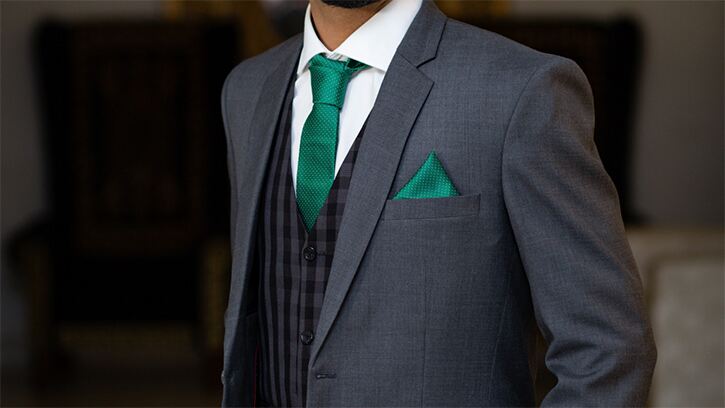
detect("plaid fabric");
top-left (255, 74), bottom-right (367, 407)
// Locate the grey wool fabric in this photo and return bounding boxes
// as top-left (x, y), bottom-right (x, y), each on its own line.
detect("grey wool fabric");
top-left (219, 1), bottom-right (657, 407)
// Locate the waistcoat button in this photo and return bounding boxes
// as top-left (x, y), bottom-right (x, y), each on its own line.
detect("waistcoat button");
top-left (303, 246), bottom-right (317, 261)
top-left (300, 330), bottom-right (314, 345)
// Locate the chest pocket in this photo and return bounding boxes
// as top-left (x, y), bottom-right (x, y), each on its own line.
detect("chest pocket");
top-left (379, 193), bottom-right (480, 220)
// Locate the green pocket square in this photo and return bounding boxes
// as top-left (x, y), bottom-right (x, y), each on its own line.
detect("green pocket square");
top-left (393, 151), bottom-right (459, 200)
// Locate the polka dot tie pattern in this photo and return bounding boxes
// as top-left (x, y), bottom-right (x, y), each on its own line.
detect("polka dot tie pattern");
top-left (296, 53), bottom-right (369, 231)
top-left (392, 151), bottom-right (460, 200)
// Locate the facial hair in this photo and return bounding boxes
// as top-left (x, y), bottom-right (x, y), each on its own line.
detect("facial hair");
top-left (320, 0), bottom-right (381, 9)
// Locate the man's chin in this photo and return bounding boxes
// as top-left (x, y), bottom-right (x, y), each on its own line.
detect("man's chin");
top-left (320, 0), bottom-right (381, 9)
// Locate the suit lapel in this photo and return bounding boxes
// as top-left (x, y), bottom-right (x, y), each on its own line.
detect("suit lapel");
top-left (310, 1), bottom-right (447, 365)
top-left (228, 36), bottom-right (301, 323)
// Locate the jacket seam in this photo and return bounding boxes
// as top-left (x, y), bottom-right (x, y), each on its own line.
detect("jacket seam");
top-left (485, 269), bottom-right (512, 401)
top-left (499, 59), bottom-right (551, 183)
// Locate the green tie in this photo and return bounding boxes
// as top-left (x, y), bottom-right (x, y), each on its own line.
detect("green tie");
top-left (296, 53), bottom-right (369, 231)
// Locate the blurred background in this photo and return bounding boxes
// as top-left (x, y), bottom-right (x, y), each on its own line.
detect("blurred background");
top-left (1, 0), bottom-right (722, 406)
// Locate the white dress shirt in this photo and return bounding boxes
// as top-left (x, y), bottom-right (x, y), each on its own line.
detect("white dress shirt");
top-left (290, 0), bottom-right (423, 192)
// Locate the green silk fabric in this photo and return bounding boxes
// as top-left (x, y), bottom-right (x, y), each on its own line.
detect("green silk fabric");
top-left (296, 53), bottom-right (369, 231)
top-left (393, 151), bottom-right (459, 200)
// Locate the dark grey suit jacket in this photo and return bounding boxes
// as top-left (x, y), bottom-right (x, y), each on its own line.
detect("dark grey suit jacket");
top-left (220, 2), bottom-right (656, 406)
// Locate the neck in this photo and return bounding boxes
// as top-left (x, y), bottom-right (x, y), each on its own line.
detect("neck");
top-left (309, 0), bottom-right (390, 50)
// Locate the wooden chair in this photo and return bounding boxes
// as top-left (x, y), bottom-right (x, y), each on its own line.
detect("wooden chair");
top-left (9, 19), bottom-right (238, 387)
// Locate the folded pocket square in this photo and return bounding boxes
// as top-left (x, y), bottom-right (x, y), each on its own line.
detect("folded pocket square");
top-left (393, 151), bottom-right (459, 200)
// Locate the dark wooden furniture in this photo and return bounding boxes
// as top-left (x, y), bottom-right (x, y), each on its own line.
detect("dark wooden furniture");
top-left (11, 19), bottom-right (238, 386)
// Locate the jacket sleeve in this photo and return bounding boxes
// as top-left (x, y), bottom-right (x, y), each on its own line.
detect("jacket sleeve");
top-left (501, 56), bottom-right (657, 406)
top-left (221, 66), bottom-right (239, 256)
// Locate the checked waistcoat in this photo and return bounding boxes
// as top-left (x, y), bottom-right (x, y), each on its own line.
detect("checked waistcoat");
top-left (253, 70), bottom-right (367, 407)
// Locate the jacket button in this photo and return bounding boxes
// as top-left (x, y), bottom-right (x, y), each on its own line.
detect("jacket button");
top-left (300, 330), bottom-right (314, 345)
top-left (315, 372), bottom-right (336, 379)
top-left (303, 246), bottom-right (317, 261)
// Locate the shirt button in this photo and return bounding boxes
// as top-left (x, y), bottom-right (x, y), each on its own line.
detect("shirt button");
top-left (303, 246), bottom-right (317, 262)
top-left (300, 330), bottom-right (314, 345)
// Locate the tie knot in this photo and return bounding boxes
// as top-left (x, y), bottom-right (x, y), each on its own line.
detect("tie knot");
top-left (308, 53), bottom-right (368, 109)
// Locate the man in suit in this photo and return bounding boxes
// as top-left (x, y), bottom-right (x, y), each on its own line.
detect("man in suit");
top-left (220, 0), bottom-right (657, 406)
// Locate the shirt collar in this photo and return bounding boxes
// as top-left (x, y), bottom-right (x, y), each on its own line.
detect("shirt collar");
top-left (296, 0), bottom-right (423, 75)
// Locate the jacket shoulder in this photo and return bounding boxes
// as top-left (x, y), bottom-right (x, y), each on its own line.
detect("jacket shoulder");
top-left (440, 17), bottom-right (577, 73)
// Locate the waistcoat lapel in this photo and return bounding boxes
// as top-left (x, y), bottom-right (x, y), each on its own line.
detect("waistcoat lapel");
top-left (310, 1), bottom-right (447, 366)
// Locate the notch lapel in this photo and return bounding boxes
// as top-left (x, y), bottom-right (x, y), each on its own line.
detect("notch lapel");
top-left (310, 1), bottom-right (447, 365)
top-left (225, 36), bottom-right (301, 332)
